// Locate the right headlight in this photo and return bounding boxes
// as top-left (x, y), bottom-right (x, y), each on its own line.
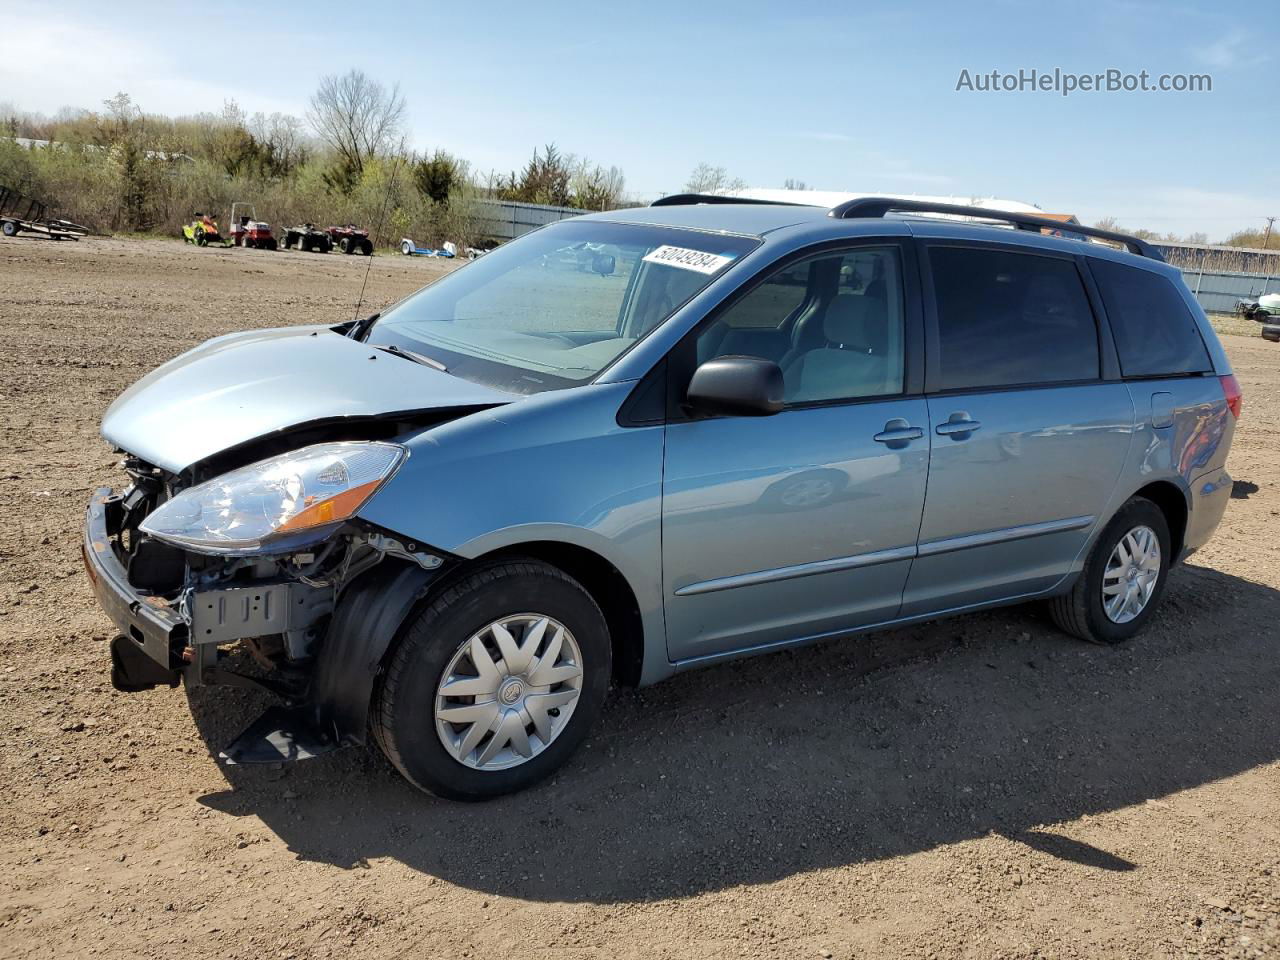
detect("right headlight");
top-left (140, 441), bottom-right (405, 554)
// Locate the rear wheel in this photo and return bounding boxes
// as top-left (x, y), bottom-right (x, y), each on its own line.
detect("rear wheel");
top-left (1048, 497), bottom-right (1172, 644)
top-left (2, 220), bottom-right (19, 237)
top-left (374, 560), bottom-right (611, 800)
top-left (360, 238), bottom-right (373, 256)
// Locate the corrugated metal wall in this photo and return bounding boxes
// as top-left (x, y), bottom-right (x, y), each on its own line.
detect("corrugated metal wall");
top-left (475, 200), bottom-right (582, 241)
top-left (1176, 267), bottom-right (1279, 314)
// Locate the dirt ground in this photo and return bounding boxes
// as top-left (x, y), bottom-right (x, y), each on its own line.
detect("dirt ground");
top-left (1, 235), bottom-right (1277, 960)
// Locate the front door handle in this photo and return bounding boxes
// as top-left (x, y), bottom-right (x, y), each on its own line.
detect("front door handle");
top-left (873, 418), bottom-right (924, 446)
top-left (936, 412), bottom-right (982, 438)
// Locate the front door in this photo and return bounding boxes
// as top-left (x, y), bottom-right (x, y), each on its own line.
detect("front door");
top-left (901, 241), bottom-right (1135, 614)
top-left (661, 242), bottom-right (930, 662)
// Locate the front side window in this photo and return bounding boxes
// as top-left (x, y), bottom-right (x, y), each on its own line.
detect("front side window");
top-left (695, 247), bottom-right (906, 404)
top-left (928, 246), bottom-right (1100, 391)
top-left (370, 221), bottom-right (757, 393)
top-left (1090, 259), bottom-right (1213, 378)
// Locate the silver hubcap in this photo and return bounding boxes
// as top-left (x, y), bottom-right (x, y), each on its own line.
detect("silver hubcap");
top-left (434, 613), bottom-right (584, 771)
top-left (1102, 525), bottom-right (1162, 624)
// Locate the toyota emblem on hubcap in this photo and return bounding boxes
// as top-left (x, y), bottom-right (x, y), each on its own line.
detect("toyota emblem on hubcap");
top-left (499, 678), bottom-right (525, 705)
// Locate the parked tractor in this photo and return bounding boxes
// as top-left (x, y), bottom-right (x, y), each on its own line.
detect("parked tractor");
top-left (229, 202), bottom-right (277, 250)
top-left (325, 225), bottom-right (374, 256)
top-left (181, 213), bottom-right (227, 247)
top-left (281, 223), bottom-right (332, 253)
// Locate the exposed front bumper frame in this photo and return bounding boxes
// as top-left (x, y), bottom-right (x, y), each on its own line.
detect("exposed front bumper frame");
top-left (83, 487), bottom-right (187, 689)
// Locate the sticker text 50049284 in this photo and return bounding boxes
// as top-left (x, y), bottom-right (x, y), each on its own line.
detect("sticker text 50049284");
top-left (642, 245), bottom-right (735, 275)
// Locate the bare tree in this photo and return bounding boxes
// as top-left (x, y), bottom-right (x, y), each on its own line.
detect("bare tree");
top-left (570, 158), bottom-right (625, 211)
top-left (307, 70), bottom-right (406, 184)
top-left (250, 111), bottom-right (309, 173)
top-left (685, 162), bottom-right (745, 195)
top-left (782, 178), bottom-right (808, 191)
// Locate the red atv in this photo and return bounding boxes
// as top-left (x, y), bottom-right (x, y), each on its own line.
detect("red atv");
top-left (325, 225), bottom-right (373, 256)
top-left (229, 202), bottom-right (278, 251)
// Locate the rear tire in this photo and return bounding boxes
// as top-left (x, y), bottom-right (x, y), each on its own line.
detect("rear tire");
top-left (1048, 497), bottom-right (1172, 644)
top-left (3, 220), bottom-right (19, 237)
top-left (360, 239), bottom-right (373, 256)
top-left (374, 560), bottom-right (611, 800)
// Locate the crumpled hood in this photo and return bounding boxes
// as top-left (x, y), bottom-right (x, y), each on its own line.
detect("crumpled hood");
top-left (102, 326), bottom-right (512, 473)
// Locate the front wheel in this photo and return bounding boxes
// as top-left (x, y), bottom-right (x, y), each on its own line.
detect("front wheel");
top-left (374, 560), bottom-right (611, 800)
top-left (1048, 496), bottom-right (1172, 644)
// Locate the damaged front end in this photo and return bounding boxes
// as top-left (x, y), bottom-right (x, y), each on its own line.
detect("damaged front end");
top-left (83, 446), bottom-right (447, 765)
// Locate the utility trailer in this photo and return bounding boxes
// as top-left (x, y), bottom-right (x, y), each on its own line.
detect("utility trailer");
top-left (0, 184), bottom-right (90, 240)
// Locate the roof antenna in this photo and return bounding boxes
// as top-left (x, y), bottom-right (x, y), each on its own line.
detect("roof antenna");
top-left (352, 145), bottom-right (407, 325)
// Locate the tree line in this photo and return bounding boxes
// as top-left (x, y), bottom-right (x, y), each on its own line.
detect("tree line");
top-left (0, 70), bottom-right (633, 248)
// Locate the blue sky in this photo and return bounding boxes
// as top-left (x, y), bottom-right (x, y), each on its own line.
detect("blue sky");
top-left (3, 0), bottom-right (1276, 238)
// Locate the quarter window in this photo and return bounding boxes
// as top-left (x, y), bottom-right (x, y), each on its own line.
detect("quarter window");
top-left (1090, 259), bottom-right (1213, 378)
top-left (929, 246), bottom-right (1100, 391)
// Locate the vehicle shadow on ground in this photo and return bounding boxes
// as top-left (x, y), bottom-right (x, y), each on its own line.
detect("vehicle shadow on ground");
top-left (194, 562), bottom-right (1280, 903)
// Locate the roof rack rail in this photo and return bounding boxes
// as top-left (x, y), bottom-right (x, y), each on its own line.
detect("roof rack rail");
top-left (650, 193), bottom-right (801, 208)
top-left (827, 197), bottom-right (1163, 260)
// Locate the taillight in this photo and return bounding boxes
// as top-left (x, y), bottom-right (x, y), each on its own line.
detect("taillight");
top-left (1220, 374), bottom-right (1242, 418)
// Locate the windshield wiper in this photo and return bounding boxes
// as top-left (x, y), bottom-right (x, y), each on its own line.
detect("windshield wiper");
top-left (370, 343), bottom-right (448, 372)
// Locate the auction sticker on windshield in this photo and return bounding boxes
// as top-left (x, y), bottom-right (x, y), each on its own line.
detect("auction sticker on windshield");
top-left (642, 245), bottom-right (736, 274)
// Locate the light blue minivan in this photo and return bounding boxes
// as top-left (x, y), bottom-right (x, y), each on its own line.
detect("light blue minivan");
top-left (85, 196), bottom-right (1240, 799)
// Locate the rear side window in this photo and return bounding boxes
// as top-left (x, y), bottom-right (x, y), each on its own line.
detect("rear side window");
top-left (929, 246), bottom-right (1099, 391)
top-left (1090, 259), bottom-right (1213, 378)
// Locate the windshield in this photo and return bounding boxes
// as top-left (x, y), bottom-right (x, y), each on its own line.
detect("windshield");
top-left (369, 220), bottom-right (758, 393)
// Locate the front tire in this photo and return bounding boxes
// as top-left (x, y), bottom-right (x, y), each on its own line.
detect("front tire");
top-left (1048, 497), bottom-right (1171, 644)
top-left (374, 560), bottom-right (611, 800)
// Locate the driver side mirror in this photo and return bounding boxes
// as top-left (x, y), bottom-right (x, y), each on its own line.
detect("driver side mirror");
top-left (686, 356), bottom-right (785, 418)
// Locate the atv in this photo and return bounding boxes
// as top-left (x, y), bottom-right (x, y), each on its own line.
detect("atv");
top-left (281, 223), bottom-right (332, 253)
top-left (181, 213), bottom-right (227, 247)
top-left (325, 224), bottom-right (374, 256)
top-left (229, 202), bottom-right (278, 251)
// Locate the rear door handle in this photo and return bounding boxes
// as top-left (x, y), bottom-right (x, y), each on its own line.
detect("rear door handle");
top-left (936, 413), bottom-right (982, 438)
top-left (873, 418), bottom-right (924, 445)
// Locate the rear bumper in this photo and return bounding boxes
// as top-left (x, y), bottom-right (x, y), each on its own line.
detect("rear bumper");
top-left (1184, 468), bottom-right (1233, 558)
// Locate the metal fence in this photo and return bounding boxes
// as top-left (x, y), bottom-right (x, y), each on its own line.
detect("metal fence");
top-left (1176, 266), bottom-right (1279, 315)
top-left (474, 199), bottom-right (583, 241)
